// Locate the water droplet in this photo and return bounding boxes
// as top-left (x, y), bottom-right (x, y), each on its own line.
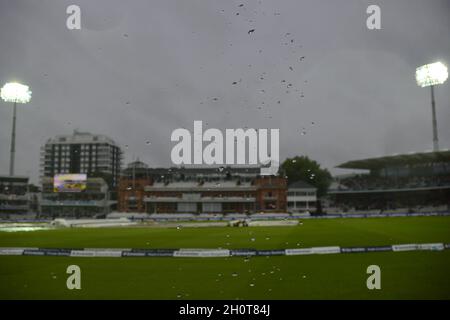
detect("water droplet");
top-left (250, 238), bottom-right (256, 242)
top-left (232, 272), bottom-right (239, 277)
top-left (249, 283), bottom-right (255, 287)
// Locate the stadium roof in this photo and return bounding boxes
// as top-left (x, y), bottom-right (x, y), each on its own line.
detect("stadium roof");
top-left (336, 150), bottom-right (450, 170)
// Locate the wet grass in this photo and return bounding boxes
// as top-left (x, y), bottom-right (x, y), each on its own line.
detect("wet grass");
top-left (0, 216), bottom-right (449, 299)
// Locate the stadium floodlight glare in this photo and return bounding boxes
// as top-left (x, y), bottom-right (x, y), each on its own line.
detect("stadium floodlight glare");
top-left (1, 82), bottom-right (32, 176)
top-left (415, 62), bottom-right (448, 88)
top-left (415, 62), bottom-right (448, 152)
top-left (1, 82), bottom-right (32, 103)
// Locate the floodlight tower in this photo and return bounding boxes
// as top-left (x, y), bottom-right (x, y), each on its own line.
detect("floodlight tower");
top-left (1, 82), bottom-right (32, 176)
top-left (415, 62), bottom-right (448, 151)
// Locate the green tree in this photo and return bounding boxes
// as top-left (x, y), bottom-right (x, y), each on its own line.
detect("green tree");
top-left (279, 156), bottom-right (332, 197)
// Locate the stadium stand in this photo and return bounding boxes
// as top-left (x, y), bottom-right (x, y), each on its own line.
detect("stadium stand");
top-left (328, 150), bottom-right (450, 213)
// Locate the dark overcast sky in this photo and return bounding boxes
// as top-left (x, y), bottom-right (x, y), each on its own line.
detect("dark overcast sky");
top-left (0, 0), bottom-right (449, 183)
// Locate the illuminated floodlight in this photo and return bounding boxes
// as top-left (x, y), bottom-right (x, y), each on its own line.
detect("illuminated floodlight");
top-left (1, 82), bottom-right (32, 103)
top-left (415, 62), bottom-right (448, 88)
top-left (1, 81), bottom-right (32, 176)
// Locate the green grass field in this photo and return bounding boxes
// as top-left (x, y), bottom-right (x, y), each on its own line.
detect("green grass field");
top-left (1, 216), bottom-right (450, 299)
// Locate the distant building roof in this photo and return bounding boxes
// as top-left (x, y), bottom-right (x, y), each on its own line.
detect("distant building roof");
top-left (127, 160), bottom-right (149, 169)
top-left (288, 180), bottom-right (316, 190)
top-left (44, 130), bottom-right (119, 147)
top-left (336, 150), bottom-right (450, 170)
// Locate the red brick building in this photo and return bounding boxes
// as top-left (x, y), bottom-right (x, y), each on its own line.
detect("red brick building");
top-left (254, 176), bottom-right (287, 212)
top-left (117, 177), bottom-right (151, 212)
top-left (117, 163), bottom-right (287, 214)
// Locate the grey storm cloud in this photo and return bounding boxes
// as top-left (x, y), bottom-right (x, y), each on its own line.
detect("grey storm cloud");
top-left (0, 0), bottom-right (449, 183)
